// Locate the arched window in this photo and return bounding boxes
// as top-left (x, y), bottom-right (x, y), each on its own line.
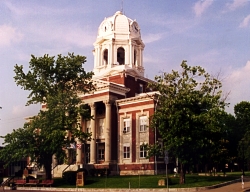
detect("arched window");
top-left (103, 49), bottom-right (108, 65)
top-left (117, 47), bottom-right (125, 65)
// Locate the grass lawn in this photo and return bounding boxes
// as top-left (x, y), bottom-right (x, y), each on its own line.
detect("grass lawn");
top-left (54, 171), bottom-right (247, 189)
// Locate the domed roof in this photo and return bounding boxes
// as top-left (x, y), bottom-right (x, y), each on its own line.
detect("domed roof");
top-left (97, 11), bottom-right (141, 40)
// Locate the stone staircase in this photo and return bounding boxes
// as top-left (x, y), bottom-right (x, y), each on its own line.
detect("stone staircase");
top-left (52, 164), bottom-right (78, 178)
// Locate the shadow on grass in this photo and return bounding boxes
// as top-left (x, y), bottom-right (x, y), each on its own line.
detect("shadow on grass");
top-left (85, 179), bottom-right (98, 185)
top-left (53, 172), bottom-right (248, 189)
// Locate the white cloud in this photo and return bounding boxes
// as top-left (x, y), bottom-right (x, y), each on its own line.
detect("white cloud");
top-left (223, 61), bottom-right (250, 113)
top-left (24, 22), bottom-right (95, 48)
top-left (4, 1), bottom-right (29, 16)
top-left (12, 104), bottom-right (40, 117)
top-left (193, 0), bottom-right (214, 17)
top-left (4, 1), bottom-right (75, 17)
top-left (0, 25), bottom-right (23, 47)
top-left (226, 0), bottom-right (248, 11)
top-left (12, 105), bottom-right (27, 116)
top-left (143, 33), bottom-right (164, 44)
top-left (239, 14), bottom-right (250, 28)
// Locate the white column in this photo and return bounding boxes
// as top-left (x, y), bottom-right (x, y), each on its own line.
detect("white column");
top-left (111, 39), bottom-right (114, 65)
top-left (141, 47), bottom-right (143, 68)
top-left (139, 46), bottom-right (142, 67)
top-left (105, 100), bottom-right (112, 163)
top-left (129, 42), bottom-right (133, 66)
top-left (108, 44), bottom-right (111, 67)
top-left (76, 114), bottom-right (83, 165)
top-left (76, 139), bottom-right (82, 165)
top-left (93, 47), bottom-right (96, 68)
top-left (97, 47), bottom-right (100, 66)
top-left (90, 103), bottom-right (96, 164)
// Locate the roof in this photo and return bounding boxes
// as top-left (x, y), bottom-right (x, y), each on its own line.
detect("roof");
top-left (96, 11), bottom-right (141, 41)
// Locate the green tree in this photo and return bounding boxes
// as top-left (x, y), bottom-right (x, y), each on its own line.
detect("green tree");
top-left (234, 101), bottom-right (250, 137)
top-left (148, 61), bottom-right (226, 184)
top-left (238, 132), bottom-right (250, 174)
top-left (208, 112), bottom-right (236, 174)
top-left (0, 53), bottom-right (95, 179)
top-left (234, 101), bottom-right (250, 173)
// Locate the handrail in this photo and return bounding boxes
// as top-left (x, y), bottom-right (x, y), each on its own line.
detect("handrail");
top-left (52, 164), bottom-right (58, 170)
top-left (1, 176), bottom-right (15, 188)
top-left (62, 164), bottom-right (71, 173)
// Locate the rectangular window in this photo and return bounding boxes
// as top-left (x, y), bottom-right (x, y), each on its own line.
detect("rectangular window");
top-left (140, 145), bottom-right (147, 158)
top-left (86, 120), bottom-right (91, 133)
top-left (139, 116), bottom-right (148, 132)
top-left (98, 118), bottom-right (104, 136)
top-left (158, 139), bottom-right (164, 158)
top-left (98, 149), bottom-right (105, 160)
top-left (86, 145), bottom-right (90, 163)
top-left (123, 119), bottom-right (130, 133)
top-left (123, 146), bottom-right (130, 158)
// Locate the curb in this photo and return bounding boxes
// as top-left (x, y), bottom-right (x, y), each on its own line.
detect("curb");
top-left (3, 179), bottom-right (243, 192)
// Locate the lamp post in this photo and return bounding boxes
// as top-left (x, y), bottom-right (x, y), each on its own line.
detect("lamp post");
top-left (242, 138), bottom-right (245, 176)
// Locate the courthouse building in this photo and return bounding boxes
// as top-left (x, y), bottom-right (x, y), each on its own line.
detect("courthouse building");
top-left (51, 11), bottom-right (165, 177)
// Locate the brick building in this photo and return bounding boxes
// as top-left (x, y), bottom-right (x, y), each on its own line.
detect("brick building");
top-left (52, 11), bottom-right (164, 177)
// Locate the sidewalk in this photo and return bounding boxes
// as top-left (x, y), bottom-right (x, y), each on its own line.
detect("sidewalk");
top-left (202, 181), bottom-right (250, 192)
top-left (4, 178), bottom-right (250, 192)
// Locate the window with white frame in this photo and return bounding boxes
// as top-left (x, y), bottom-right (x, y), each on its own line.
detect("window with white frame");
top-left (140, 144), bottom-right (147, 158)
top-left (98, 149), bottom-right (105, 160)
top-left (86, 120), bottom-right (91, 133)
top-left (98, 118), bottom-right (104, 136)
top-left (139, 116), bottom-right (148, 132)
top-left (123, 118), bottom-right (130, 133)
top-left (123, 144), bottom-right (130, 159)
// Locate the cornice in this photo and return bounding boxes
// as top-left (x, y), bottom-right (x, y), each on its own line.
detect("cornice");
top-left (78, 79), bottom-right (130, 97)
top-left (116, 91), bottom-right (159, 106)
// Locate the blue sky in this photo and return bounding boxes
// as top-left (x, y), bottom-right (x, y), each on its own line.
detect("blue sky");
top-left (0, 0), bottom-right (249, 142)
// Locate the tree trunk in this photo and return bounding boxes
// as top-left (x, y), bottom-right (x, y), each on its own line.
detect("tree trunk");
top-left (205, 164), bottom-right (208, 175)
top-left (44, 155), bottom-right (53, 180)
top-left (196, 164), bottom-right (199, 173)
top-left (179, 163), bottom-right (186, 184)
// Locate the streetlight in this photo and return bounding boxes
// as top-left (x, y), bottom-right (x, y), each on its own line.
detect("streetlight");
top-left (241, 138), bottom-right (245, 176)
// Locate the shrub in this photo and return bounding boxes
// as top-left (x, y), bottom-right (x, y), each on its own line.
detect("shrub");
top-left (15, 169), bottom-right (23, 177)
top-left (62, 171), bottom-right (77, 185)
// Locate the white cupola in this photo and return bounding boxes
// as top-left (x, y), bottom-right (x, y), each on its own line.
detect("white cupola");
top-left (93, 11), bottom-right (145, 78)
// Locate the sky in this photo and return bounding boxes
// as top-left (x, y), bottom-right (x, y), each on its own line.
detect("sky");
top-left (0, 0), bottom-right (249, 143)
